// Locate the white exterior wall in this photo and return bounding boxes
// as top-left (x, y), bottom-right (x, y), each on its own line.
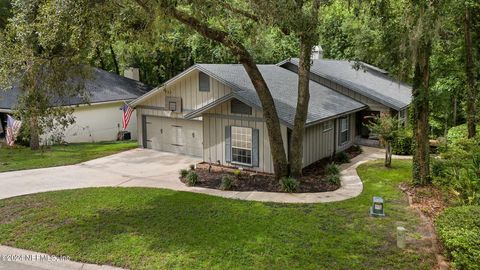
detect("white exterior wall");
top-left (62, 101), bottom-right (137, 143)
top-left (202, 102), bottom-right (287, 174)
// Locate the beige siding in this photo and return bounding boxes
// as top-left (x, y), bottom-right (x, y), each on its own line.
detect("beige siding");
top-left (302, 120), bottom-right (335, 167)
top-left (202, 102), bottom-right (286, 174)
top-left (135, 70), bottom-right (231, 147)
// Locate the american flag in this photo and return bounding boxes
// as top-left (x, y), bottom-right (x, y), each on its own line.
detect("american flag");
top-left (6, 115), bottom-right (22, 146)
top-left (120, 104), bottom-right (134, 130)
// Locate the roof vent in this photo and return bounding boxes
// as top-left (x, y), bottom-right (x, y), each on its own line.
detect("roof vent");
top-left (124, 67), bottom-right (140, 81)
top-left (311, 45), bottom-right (323, 60)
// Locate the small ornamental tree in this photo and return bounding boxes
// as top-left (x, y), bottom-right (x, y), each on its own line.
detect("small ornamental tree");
top-left (367, 114), bottom-right (401, 167)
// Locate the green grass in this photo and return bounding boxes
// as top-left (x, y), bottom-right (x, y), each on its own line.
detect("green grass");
top-left (0, 160), bottom-right (435, 269)
top-left (0, 141), bottom-right (137, 172)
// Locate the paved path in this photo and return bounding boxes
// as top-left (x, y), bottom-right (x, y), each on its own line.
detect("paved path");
top-left (0, 146), bottom-right (410, 203)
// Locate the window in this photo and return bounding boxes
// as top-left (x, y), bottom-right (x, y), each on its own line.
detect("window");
top-left (230, 99), bottom-right (252, 115)
top-left (231, 126), bottom-right (252, 165)
top-left (199, 71), bottom-right (210, 92)
top-left (168, 101), bottom-right (177, 111)
top-left (339, 116), bottom-right (350, 144)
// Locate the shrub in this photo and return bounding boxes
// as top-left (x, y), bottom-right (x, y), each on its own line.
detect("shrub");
top-left (185, 171), bottom-right (198, 186)
top-left (189, 164), bottom-right (195, 170)
top-left (436, 206), bottom-right (480, 270)
top-left (219, 175), bottom-right (233, 190)
top-left (351, 144), bottom-right (363, 153)
top-left (179, 169), bottom-right (189, 178)
top-left (232, 169), bottom-right (242, 177)
top-left (325, 174), bottom-right (341, 185)
top-left (335, 151), bottom-right (350, 164)
top-left (447, 124), bottom-right (480, 148)
top-left (279, 177), bottom-right (299, 193)
top-left (325, 163), bottom-right (340, 176)
top-left (391, 132), bottom-right (413, 155)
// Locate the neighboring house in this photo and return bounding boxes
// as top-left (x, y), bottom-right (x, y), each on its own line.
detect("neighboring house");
top-left (0, 67), bottom-right (152, 143)
top-left (131, 60), bottom-right (411, 174)
top-left (279, 58), bottom-right (412, 145)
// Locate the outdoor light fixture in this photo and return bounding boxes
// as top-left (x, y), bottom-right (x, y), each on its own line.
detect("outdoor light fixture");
top-left (370, 196), bottom-right (385, 217)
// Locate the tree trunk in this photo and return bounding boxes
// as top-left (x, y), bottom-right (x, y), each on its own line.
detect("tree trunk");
top-left (464, 6), bottom-right (476, 138)
top-left (412, 39), bottom-right (432, 185)
top-left (290, 40), bottom-right (312, 177)
top-left (166, 7), bottom-right (289, 178)
top-left (29, 116), bottom-right (40, 150)
top-left (109, 44), bottom-right (119, 75)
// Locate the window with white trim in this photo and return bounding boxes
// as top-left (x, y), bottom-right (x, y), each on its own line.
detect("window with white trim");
top-left (323, 121), bottom-right (333, 132)
top-left (231, 126), bottom-right (252, 165)
top-left (339, 116), bottom-right (350, 144)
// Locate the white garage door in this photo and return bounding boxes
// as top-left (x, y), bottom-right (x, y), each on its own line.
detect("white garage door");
top-left (145, 116), bottom-right (203, 157)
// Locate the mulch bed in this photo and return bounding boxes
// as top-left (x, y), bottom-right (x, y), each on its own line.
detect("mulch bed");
top-left (180, 146), bottom-right (362, 193)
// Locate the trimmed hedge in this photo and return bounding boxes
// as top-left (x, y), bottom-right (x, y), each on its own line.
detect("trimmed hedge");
top-left (436, 206), bottom-right (480, 270)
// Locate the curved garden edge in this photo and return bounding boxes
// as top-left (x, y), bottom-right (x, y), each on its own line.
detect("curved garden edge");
top-left (176, 146), bottom-right (412, 203)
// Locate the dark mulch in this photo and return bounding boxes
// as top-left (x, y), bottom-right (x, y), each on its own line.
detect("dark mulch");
top-left (180, 146), bottom-right (363, 193)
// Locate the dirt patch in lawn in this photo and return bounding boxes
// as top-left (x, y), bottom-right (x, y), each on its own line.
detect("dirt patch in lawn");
top-left (180, 146), bottom-right (362, 193)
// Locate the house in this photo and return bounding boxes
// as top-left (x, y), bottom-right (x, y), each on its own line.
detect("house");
top-left (279, 58), bottom-right (412, 145)
top-left (131, 60), bottom-right (411, 174)
top-left (0, 67), bottom-right (152, 143)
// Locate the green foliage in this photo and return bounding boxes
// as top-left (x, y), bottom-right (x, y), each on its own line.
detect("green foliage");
top-left (392, 130), bottom-right (413, 155)
top-left (325, 174), bottom-right (341, 185)
top-left (447, 124), bottom-right (480, 148)
top-left (436, 206), bottom-right (480, 270)
top-left (279, 177), bottom-right (299, 193)
top-left (179, 169), bottom-right (189, 178)
top-left (351, 144), bottom-right (363, 153)
top-left (232, 169), bottom-right (242, 177)
top-left (185, 171), bottom-right (198, 187)
top-left (335, 151), bottom-right (350, 164)
top-left (219, 175), bottom-right (233, 190)
top-left (325, 163), bottom-right (340, 176)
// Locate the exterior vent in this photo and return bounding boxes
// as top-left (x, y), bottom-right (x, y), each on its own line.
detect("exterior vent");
top-left (165, 96), bottom-right (182, 113)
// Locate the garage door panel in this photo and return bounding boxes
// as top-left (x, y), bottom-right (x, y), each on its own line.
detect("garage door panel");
top-left (145, 116), bottom-right (203, 157)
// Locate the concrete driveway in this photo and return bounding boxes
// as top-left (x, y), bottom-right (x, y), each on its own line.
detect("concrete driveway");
top-left (0, 149), bottom-right (201, 200)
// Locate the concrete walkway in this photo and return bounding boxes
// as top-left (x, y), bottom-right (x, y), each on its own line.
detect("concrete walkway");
top-left (0, 147), bottom-right (410, 204)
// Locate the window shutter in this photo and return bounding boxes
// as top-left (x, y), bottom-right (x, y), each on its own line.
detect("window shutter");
top-left (252, 128), bottom-right (259, 167)
top-left (225, 126), bottom-right (231, 163)
top-left (337, 118), bottom-right (341, 145)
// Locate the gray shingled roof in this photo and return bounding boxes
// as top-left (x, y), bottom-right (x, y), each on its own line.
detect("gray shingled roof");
top-left (195, 64), bottom-right (366, 127)
top-left (0, 67), bottom-right (152, 111)
top-left (281, 58), bottom-right (412, 110)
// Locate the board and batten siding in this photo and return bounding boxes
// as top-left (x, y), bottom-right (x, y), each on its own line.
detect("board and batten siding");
top-left (302, 120), bottom-right (335, 167)
top-left (135, 70), bottom-right (231, 147)
top-left (202, 101), bottom-right (287, 174)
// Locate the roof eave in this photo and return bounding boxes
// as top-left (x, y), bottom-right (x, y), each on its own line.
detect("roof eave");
top-left (305, 105), bottom-right (368, 128)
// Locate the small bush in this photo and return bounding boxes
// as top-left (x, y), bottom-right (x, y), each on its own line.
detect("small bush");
top-left (179, 169), bottom-right (189, 178)
top-left (436, 206), bottom-right (480, 270)
top-left (279, 177), bottom-right (299, 193)
top-left (325, 163), bottom-right (340, 176)
top-left (189, 164), bottom-right (195, 170)
top-left (392, 133), bottom-right (413, 155)
top-left (325, 174), bottom-right (341, 185)
top-left (185, 171), bottom-right (198, 186)
top-left (351, 144), bottom-right (363, 153)
top-left (335, 151), bottom-right (350, 164)
top-left (232, 169), bottom-right (242, 177)
top-left (219, 175), bottom-right (233, 190)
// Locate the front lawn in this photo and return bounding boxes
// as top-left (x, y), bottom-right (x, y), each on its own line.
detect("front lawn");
top-left (0, 160), bottom-right (436, 269)
top-left (0, 141), bottom-right (137, 172)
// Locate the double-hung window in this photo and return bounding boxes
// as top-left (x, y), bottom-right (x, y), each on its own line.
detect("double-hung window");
top-left (231, 126), bottom-right (252, 165)
top-left (339, 116), bottom-right (350, 144)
